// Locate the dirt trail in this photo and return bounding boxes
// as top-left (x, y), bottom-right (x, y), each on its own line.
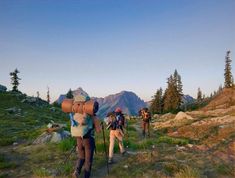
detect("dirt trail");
top-left (92, 153), bottom-right (126, 178)
top-left (92, 120), bottom-right (143, 178)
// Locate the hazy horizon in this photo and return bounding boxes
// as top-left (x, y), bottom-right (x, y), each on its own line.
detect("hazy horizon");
top-left (1, 0), bottom-right (235, 102)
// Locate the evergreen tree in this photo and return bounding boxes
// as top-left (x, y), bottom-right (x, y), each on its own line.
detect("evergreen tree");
top-left (47, 87), bottom-right (50, 103)
top-left (218, 84), bottom-right (223, 94)
top-left (164, 75), bottom-right (178, 112)
top-left (9, 68), bottom-right (21, 91)
top-left (224, 51), bottom-right (233, 88)
top-left (66, 88), bottom-right (74, 99)
top-left (36, 91), bottom-right (40, 98)
top-left (197, 88), bottom-right (202, 103)
top-left (210, 93), bottom-right (213, 99)
top-left (150, 88), bottom-right (163, 114)
top-left (174, 70), bottom-right (183, 109)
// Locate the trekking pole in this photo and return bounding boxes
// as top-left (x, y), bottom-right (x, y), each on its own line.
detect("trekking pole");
top-left (56, 143), bottom-right (77, 175)
top-left (63, 144), bottom-right (77, 164)
top-left (148, 121), bottom-right (151, 138)
top-left (126, 119), bottom-right (129, 148)
top-left (101, 122), bottom-right (109, 175)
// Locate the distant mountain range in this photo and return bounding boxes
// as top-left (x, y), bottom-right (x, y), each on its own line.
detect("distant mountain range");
top-left (56, 87), bottom-right (195, 118)
top-left (56, 88), bottom-right (147, 118)
top-left (93, 91), bottom-right (147, 118)
top-left (181, 95), bottom-right (195, 105)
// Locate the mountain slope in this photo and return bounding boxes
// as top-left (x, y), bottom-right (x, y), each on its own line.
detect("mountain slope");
top-left (94, 91), bottom-right (147, 118)
top-left (0, 92), bottom-right (67, 146)
top-left (203, 87), bottom-right (235, 110)
top-left (181, 95), bottom-right (195, 105)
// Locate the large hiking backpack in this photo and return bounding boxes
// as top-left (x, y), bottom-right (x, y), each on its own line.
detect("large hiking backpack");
top-left (141, 108), bottom-right (151, 122)
top-left (107, 112), bottom-right (125, 130)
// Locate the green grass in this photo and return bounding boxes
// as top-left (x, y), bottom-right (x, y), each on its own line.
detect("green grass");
top-left (174, 166), bottom-right (201, 178)
top-left (163, 162), bottom-right (179, 176)
top-left (32, 167), bottom-right (50, 177)
top-left (0, 173), bottom-right (9, 178)
top-left (157, 136), bottom-right (189, 145)
top-left (57, 137), bottom-right (76, 151)
top-left (0, 92), bottom-right (68, 146)
top-left (0, 154), bottom-right (17, 169)
top-left (216, 163), bottom-right (235, 176)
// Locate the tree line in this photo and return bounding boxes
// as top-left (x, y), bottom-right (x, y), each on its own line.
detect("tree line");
top-left (150, 50), bottom-right (233, 114)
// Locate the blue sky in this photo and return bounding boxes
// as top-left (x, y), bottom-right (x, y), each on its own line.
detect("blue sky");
top-left (0, 0), bottom-right (234, 102)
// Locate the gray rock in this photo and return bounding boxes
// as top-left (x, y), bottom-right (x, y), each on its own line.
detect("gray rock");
top-left (21, 96), bottom-right (48, 107)
top-left (13, 142), bottom-right (19, 146)
top-left (51, 132), bottom-right (62, 143)
top-left (5, 107), bottom-right (21, 114)
top-left (33, 132), bottom-right (52, 144)
top-left (33, 130), bottom-right (71, 144)
top-left (0, 84), bottom-right (7, 92)
top-left (50, 131), bottom-right (70, 143)
top-left (50, 107), bottom-right (56, 112)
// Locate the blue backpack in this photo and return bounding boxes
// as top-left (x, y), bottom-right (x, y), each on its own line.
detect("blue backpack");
top-left (107, 112), bottom-right (125, 130)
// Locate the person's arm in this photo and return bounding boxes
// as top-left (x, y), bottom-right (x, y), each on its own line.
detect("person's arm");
top-left (92, 115), bottom-right (101, 133)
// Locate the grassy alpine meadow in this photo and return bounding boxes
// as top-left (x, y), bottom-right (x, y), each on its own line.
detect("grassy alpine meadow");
top-left (1, 92), bottom-right (235, 178)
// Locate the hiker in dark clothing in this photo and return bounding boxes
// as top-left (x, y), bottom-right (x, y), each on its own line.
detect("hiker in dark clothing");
top-left (139, 108), bottom-right (151, 138)
top-left (71, 94), bottom-right (101, 178)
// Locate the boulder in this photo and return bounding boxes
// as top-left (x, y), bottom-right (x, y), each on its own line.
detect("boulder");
top-left (153, 114), bottom-right (160, 119)
top-left (174, 111), bottom-right (193, 120)
top-left (51, 131), bottom-right (71, 142)
top-left (160, 113), bottom-right (175, 120)
top-left (0, 84), bottom-right (7, 92)
top-left (33, 132), bottom-right (52, 144)
top-left (5, 107), bottom-right (21, 114)
top-left (33, 121), bottom-right (70, 144)
top-left (33, 130), bottom-right (71, 144)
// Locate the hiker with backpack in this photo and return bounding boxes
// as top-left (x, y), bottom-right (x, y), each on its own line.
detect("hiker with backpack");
top-left (69, 93), bottom-right (101, 178)
top-left (105, 107), bottom-right (126, 164)
top-left (139, 108), bottom-right (151, 138)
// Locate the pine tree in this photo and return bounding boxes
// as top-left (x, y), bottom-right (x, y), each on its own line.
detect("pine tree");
top-left (47, 87), bottom-right (50, 103)
top-left (9, 68), bottom-right (21, 91)
top-left (66, 88), bottom-right (73, 99)
top-left (36, 91), bottom-right (40, 98)
top-left (150, 88), bottom-right (163, 114)
top-left (218, 84), bottom-right (223, 94)
top-left (164, 75), bottom-right (178, 112)
top-left (174, 70), bottom-right (183, 109)
top-left (224, 51), bottom-right (233, 88)
top-left (197, 88), bottom-right (202, 103)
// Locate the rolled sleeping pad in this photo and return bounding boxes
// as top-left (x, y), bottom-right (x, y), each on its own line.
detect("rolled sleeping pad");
top-left (83, 100), bottom-right (99, 115)
top-left (61, 99), bottom-right (74, 113)
top-left (61, 99), bottom-right (99, 116)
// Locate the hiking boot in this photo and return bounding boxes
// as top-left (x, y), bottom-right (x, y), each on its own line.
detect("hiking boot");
top-left (121, 151), bottom-right (127, 156)
top-left (108, 158), bottom-right (113, 164)
top-left (84, 170), bottom-right (91, 178)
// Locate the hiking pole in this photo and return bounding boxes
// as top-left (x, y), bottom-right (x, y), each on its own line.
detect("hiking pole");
top-left (126, 119), bottom-right (129, 148)
top-left (63, 144), bottom-right (77, 164)
top-left (148, 121), bottom-right (151, 138)
top-left (101, 122), bottom-right (109, 175)
top-left (56, 142), bottom-right (76, 175)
